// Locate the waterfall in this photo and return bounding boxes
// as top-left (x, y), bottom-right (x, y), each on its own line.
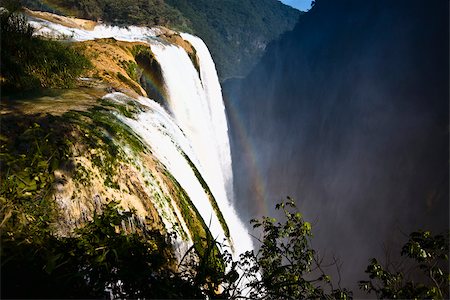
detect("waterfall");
top-left (29, 16), bottom-right (253, 256)
top-left (109, 92), bottom-right (229, 255)
top-left (179, 33), bottom-right (234, 201)
top-left (151, 37), bottom-right (253, 255)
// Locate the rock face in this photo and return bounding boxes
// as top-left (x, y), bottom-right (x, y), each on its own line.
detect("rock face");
top-left (225, 0), bottom-right (448, 291)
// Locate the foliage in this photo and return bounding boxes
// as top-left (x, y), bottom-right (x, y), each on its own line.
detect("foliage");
top-left (20, 0), bottom-right (300, 80)
top-left (359, 231), bottom-right (449, 299)
top-left (178, 234), bottom-right (231, 299)
top-left (0, 116), bottom-right (71, 239)
top-left (166, 0), bottom-right (300, 79)
top-left (223, 198), bottom-right (352, 299)
top-left (1, 117), bottom-right (448, 300)
top-left (1, 200), bottom-right (205, 298)
top-left (0, 1), bottom-right (92, 92)
top-left (0, 128), bottom-right (351, 300)
top-left (1, 105), bottom-right (445, 299)
top-left (0, 109), bottom-right (219, 298)
top-left (22, 0), bottom-right (191, 30)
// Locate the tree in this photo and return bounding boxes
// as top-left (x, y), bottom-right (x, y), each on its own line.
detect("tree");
top-left (223, 198), bottom-right (352, 299)
top-left (0, 195), bottom-right (352, 299)
top-left (359, 230), bottom-right (449, 299)
top-left (1, 200), bottom-right (204, 298)
top-left (3, 185), bottom-right (447, 299)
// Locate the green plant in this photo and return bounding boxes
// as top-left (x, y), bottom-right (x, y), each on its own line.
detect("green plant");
top-left (0, 2), bottom-right (92, 92)
top-left (223, 198), bottom-right (352, 299)
top-left (359, 231), bottom-right (449, 299)
top-left (0, 116), bottom-right (71, 239)
top-left (1, 200), bottom-right (204, 298)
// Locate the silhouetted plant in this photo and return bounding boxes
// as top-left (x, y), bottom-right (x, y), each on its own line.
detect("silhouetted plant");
top-left (1, 200), bottom-right (205, 298)
top-left (359, 230), bottom-right (449, 299)
top-left (223, 198), bottom-right (352, 300)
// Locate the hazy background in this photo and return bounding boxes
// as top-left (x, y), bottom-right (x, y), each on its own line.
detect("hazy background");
top-left (225, 0), bottom-right (449, 294)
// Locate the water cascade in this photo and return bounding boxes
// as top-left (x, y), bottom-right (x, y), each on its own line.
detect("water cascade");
top-left (28, 16), bottom-right (253, 257)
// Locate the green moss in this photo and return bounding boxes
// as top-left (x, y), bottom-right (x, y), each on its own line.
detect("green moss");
top-left (58, 105), bottom-right (148, 190)
top-left (77, 104), bottom-right (147, 155)
top-left (163, 170), bottom-right (220, 267)
top-left (73, 162), bottom-right (90, 185)
top-left (99, 98), bottom-right (135, 119)
top-left (181, 153), bottom-right (230, 238)
top-left (116, 72), bottom-right (143, 95)
top-left (98, 96), bottom-right (148, 120)
top-left (164, 171), bottom-right (205, 250)
top-left (120, 60), bottom-right (139, 82)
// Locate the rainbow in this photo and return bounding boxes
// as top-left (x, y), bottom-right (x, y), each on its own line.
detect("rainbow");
top-left (225, 98), bottom-right (269, 217)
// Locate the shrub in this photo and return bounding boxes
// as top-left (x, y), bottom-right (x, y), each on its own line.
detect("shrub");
top-left (359, 231), bottom-right (449, 299)
top-left (0, 3), bottom-right (92, 92)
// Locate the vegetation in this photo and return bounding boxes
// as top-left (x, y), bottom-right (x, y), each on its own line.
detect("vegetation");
top-left (0, 116), bottom-right (69, 241)
top-left (182, 152), bottom-right (230, 238)
top-left (2, 200), bottom-right (203, 298)
top-left (21, 0), bottom-right (191, 30)
top-left (20, 0), bottom-right (300, 80)
top-left (0, 1), bottom-right (92, 92)
top-left (1, 0), bottom-right (446, 298)
top-left (225, 199), bottom-right (353, 299)
top-left (1, 127), bottom-right (448, 299)
top-left (359, 231), bottom-right (449, 299)
top-left (1, 110), bottom-right (447, 299)
top-left (166, 0), bottom-right (300, 79)
top-left (0, 103), bottom-right (227, 297)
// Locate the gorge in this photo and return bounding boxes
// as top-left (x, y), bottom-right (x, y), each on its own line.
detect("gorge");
top-left (1, 0), bottom-right (448, 298)
top-left (1, 8), bottom-right (253, 298)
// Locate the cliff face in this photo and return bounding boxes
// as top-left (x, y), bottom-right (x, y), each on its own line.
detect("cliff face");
top-left (226, 0), bottom-right (449, 289)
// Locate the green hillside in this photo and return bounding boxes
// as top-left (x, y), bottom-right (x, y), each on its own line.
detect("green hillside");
top-left (21, 0), bottom-right (300, 80)
top-left (167, 0), bottom-right (300, 79)
top-left (21, 0), bottom-right (190, 30)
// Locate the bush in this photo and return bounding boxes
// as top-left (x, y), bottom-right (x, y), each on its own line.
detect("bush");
top-left (0, 3), bottom-right (92, 92)
top-left (223, 198), bottom-right (352, 299)
top-left (359, 231), bottom-right (449, 299)
top-left (1, 200), bottom-right (204, 298)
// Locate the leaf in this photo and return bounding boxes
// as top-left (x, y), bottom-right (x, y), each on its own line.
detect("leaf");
top-left (37, 160), bottom-right (48, 169)
top-left (44, 253), bottom-right (63, 274)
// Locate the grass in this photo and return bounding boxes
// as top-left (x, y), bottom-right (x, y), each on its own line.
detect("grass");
top-left (1, 9), bottom-right (92, 92)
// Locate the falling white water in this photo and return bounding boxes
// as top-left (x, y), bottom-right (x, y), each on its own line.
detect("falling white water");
top-left (150, 40), bottom-right (253, 256)
top-left (28, 15), bottom-right (253, 257)
top-left (180, 33), bottom-right (233, 201)
top-left (107, 92), bottom-right (228, 249)
top-left (28, 16), bottom-right (162, 42)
